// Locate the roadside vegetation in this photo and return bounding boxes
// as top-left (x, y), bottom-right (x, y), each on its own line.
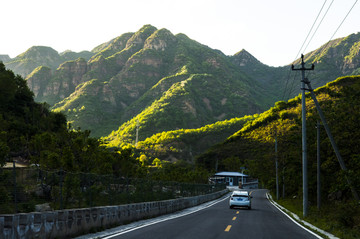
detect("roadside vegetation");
top-left (276, 197), bottom-right (360, 239)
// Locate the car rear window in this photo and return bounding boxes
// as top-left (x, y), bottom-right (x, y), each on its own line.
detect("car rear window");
top-left (233, 195), bottom-right (248, 198)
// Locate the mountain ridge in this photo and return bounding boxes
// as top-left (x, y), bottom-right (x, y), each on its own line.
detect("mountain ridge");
top-left (2, 26), bottom-right (360, 144)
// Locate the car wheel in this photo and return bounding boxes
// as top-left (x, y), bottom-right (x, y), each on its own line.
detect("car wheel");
top-left (230, 205), bottom-right (233, 209)
top-left (248, 206), bottom-right (251, 210)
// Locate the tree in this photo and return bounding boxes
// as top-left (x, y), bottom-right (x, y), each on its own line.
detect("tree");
top-left (152, 158), bottom-right (162, 168)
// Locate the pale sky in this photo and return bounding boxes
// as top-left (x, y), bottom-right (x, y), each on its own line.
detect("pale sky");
top-left (1, 0), bottom-right (359, 66)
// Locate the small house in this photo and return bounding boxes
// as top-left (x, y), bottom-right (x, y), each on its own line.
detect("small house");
top-left (210, 171), bottom-right (258, 189)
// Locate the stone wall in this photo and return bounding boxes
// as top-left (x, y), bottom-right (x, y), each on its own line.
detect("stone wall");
top-left (0, 189), bottom-right (228, 239)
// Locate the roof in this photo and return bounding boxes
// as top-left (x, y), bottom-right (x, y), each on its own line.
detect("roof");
top-left (214, 171), bottom-right (248, 177)
top-left (232, 190), bottom-right (249, 196)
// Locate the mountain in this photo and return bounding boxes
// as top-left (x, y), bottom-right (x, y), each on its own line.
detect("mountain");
top-left (27, 57), bottom-right (89, 105)
top-left (126, 31), bottom-right (360, 164)
top-left (300, 33), bottom-right (360, 86)
top-left (196, 75), bottom-right (360, 197)
top-left (4, 46), bottom-right (94, 77)
top-left (44, 25), bottom-right (273, 138)
top-left (195, 75), bottom-right (360, 237)
top-left (0, 55), bottom-right (11, 62)
top-left (231, 49), bottom-right (289, 99)
top-left (231, 32), bottom-right (360, 99)
top-left (4, 26), bottom-right (360, 144)
top-left (60, 50), bottom-right (94, 62)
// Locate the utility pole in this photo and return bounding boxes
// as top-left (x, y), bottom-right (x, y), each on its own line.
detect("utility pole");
top-left (282, 166), bottom-right (285, 199)
top-left (291, 54), bottom-right (314, 217)
top-left (316, 121), bottom-right (321, 210)
top-left (274, 129), bottom-right (279, 200)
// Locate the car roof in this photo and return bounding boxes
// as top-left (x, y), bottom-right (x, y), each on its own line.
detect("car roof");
top-left (231, 190), bottom-right (249, 196)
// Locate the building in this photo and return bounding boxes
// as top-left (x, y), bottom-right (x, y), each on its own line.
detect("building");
top-left (209, 171), bottom-right (258, 189)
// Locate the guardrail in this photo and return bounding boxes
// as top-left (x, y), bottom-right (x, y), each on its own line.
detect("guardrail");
top-left (0, 189), bottom-right (228, 238)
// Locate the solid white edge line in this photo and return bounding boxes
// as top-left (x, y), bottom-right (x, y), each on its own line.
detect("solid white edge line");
top-left (101, 193), bottom-right (230, 239)
top-left (266, 193), bottom-right (338, 239)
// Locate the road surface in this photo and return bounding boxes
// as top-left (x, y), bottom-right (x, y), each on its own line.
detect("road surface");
top-left (90, 189), bottom-right (320, 239)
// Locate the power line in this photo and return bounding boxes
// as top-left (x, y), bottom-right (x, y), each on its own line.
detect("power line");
top-left (286, 71), bottom-right (300, 100)
top-left (328, 0), bottom-right (358, 43)
top-left (283, 0), bottom-right (358, 101)
top-left (281, 0), bottom-right (330, 102)
top-left (295, 0), bottom-right (329, 61)
top-left (312, 0), bottom-right (358, 72)
top-left (281, 70), bottom-right (293, 101)
top-left (302, 0), bottom-right (335, 54)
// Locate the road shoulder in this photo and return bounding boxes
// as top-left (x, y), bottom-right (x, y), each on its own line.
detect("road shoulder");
top-left (266, 193), bottom-right (339, 239)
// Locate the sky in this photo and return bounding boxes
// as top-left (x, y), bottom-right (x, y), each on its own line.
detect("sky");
top-left (1, 0), bottom-right (359, 67)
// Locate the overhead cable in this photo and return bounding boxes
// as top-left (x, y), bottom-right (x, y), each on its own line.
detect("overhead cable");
top-left (302, 0), bottom-right (335, 54)
top-left (295, 0), bottom-right (329, 61)
top-left (281, 0), bottom-right (329, 101)
top-left (316, 0), bottom-right (358, 68)
top-left (328, 0), bottom-right (358, 42)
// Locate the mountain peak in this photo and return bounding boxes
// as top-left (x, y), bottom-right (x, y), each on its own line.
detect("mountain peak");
top-left (0, 54), bottom-right (11, 62)
top-left (144, 28), bottom-right (177, 51)
top-left (232, 49), bottom-right (263, 67)
top-left (139, 24), bottom-right (157, 32)
top-left (125, 25), bottom-right (157, 49)
top-left (235, 49), bottom-right (250, 56)
top-left (16, 46), bottom-right (59, 59)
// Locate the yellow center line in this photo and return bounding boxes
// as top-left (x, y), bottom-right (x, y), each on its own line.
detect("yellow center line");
top-left (232, 217), bottom-right (236, 221)
top-left (225, 225), bottom-right (232, 232)
top-left (236, 211), bottom-right (239, 214)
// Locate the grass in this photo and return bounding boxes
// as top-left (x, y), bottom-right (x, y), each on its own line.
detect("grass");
top-left (275, 195), bottom-right (360, 239)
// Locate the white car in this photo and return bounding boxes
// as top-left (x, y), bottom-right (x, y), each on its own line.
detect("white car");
top-left (229, 190), bottom-right (251, 209)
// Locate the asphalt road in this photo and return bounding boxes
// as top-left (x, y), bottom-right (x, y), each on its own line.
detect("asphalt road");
top-left (95, 189), bottom-right (320, 239)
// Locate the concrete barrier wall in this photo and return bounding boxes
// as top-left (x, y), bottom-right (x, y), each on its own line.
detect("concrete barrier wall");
top-left (0, 189), bottom-right (228, 239)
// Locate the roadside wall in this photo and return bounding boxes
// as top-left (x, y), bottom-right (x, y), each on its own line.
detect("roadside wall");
top-left (0, 189), bottom-right (228, 239)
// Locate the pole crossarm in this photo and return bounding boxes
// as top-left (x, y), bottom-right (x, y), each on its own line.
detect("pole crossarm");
top-left (291, 55), bottom-right (314, 72)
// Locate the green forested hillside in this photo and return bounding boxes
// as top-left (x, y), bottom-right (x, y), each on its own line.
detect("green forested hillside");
top-left (0, 62), bottom-right (216, 213)
top-left (51, 25), bottom-right (273, 138)
top-left (0, 62), bottom-right (65, 164)
top-left (0, 62), bottom-right (122, 173)
top-left (198, 75), bottom-right (360, 195)
top-left (108, 115), bottom-right (256, 162)
top-left (2, 27), bottom-right (360, 151)
top-left (196, 75), bottom-right (360, 237)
